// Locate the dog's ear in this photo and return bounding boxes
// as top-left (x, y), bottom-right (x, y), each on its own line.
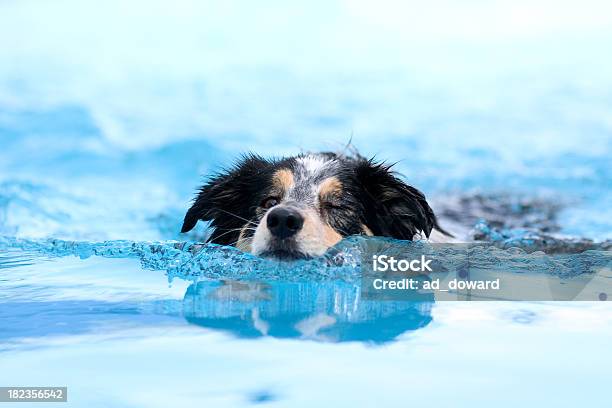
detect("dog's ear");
top-left (355, 159), bottom-right (438, 240)
top-left (181, 154), bottom-right (270, 244)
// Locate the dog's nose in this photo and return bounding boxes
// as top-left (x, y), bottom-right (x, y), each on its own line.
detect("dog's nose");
top-left (266, 207), bottom-right (304, 239)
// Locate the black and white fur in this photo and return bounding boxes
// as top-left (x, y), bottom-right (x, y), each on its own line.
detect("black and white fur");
top-left (181, 152), bottom-right (450, 259)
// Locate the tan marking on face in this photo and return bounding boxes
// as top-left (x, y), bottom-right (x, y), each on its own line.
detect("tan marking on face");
top-left (236, 225), bottom-right (253, 253)
top-left (318, 176), bottom-right (342, 198)
top-left (272, 169), bottom-right (294, 194)
top-left (361, 224), bottom-right (374, 236)
top-left (322, 224), bottom-right (343, 247)
top-left (299, 209), bottom-right (342, 254)
top-left (298, 210), bottom-right (319, 243)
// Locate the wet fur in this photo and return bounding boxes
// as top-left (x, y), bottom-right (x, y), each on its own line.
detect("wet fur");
top-left (181, 152), bottom-right (449, 255)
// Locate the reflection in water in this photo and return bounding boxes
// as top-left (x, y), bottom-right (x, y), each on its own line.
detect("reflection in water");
top-left (182, 280), bottom-right (433, 343)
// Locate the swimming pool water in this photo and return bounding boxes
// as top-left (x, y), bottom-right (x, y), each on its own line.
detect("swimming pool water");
top-left (1, 1), bottom-right (612, 406)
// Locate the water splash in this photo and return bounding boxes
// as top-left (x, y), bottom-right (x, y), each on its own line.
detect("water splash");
top-left (2, 231), bottom-right (609, 285)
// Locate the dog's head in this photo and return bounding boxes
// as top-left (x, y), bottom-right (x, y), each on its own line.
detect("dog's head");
top-left (181, 153), bottom-right (442, 259)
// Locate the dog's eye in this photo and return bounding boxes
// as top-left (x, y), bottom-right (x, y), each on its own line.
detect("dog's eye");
top-left (261, 197), bottom-right (280, 209)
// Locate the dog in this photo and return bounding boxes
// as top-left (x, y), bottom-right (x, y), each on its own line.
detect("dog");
top-left (181, 152), bottom-right (450, 259)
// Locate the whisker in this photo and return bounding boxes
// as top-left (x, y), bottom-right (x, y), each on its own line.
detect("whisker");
top-left (211, 208), bottom-right (258, 225)
top-left (212, 227), bottom-right (256, 242)
top-left (231, 230), bottom-right (257, 247)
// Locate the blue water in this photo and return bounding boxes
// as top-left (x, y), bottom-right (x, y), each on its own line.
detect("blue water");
top-left (1, 1), bottom-right (612, 406)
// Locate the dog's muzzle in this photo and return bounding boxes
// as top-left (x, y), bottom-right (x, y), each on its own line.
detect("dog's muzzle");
top-left (266, 207), bottom-right (304, 239)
